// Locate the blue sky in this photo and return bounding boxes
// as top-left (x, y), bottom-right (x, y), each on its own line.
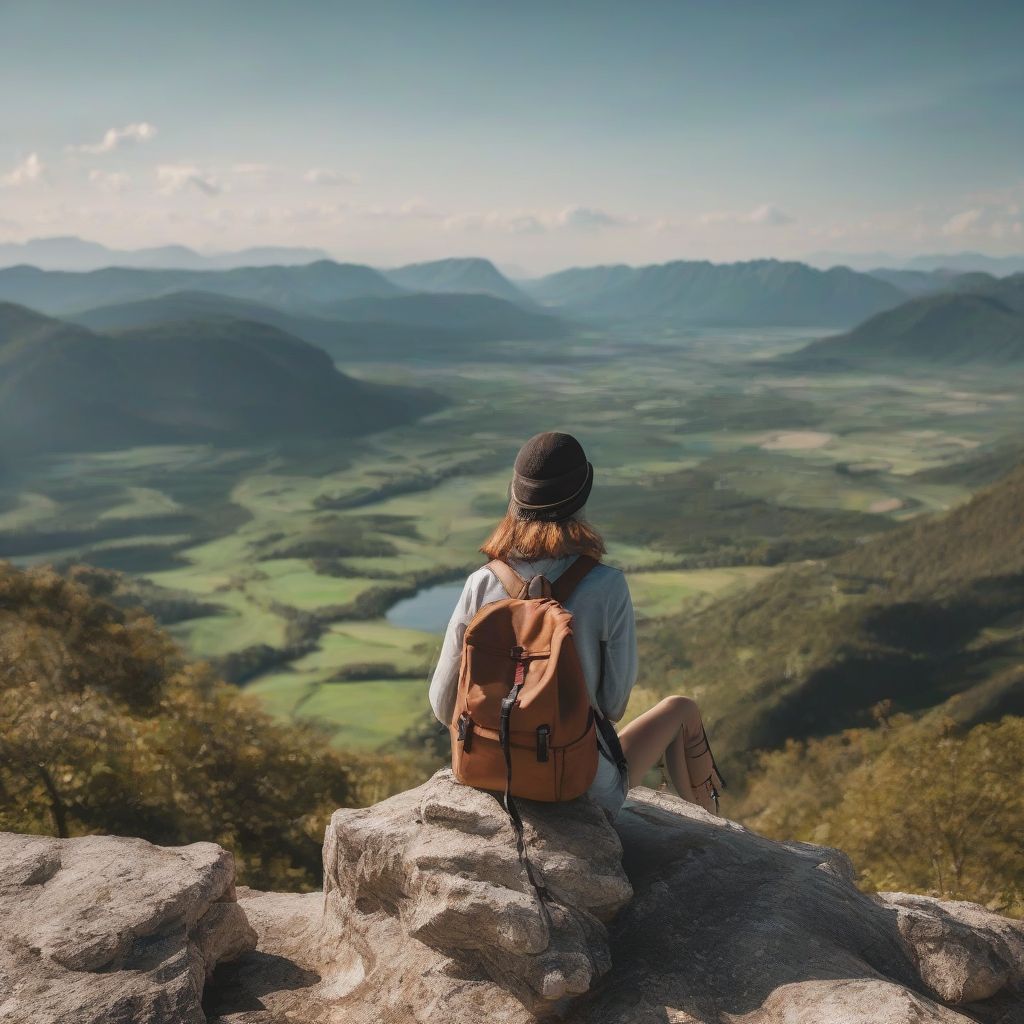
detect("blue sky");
top-left (1, 0), bottom-right (1022, 271)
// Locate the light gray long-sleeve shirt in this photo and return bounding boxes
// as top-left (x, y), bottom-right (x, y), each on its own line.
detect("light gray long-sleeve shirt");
top-left (428, 554), bottom-right (638, 816)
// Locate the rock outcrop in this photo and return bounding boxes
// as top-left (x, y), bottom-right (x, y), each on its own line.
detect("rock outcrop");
top-left (208, 771), bottom-right (632, 1023)
top-left (877, 892), bottom-right (1024, 1007)
top-left (205, 771), bottom-right (1024, 1024)
top-left (4, 773), bottom-right (1022, 1023)
top-left (0, 832), bottom-right (256, 1024)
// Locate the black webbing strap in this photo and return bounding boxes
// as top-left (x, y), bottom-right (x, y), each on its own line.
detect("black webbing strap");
top-left (499, 647), bottom-right (553, 930)
top-left (594, 708), bottom-right (628, 779)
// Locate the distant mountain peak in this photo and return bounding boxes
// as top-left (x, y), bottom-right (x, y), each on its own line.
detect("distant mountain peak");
top-left (384, 257), bottom-right (535, 307)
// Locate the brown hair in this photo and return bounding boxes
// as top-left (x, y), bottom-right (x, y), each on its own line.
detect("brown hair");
top-left (480, 507), bottom-right (606, 562)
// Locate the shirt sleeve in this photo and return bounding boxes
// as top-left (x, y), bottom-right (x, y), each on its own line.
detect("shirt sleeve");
top-left (428, 574), bottom-right (477, 725)
top-left (598, 571), bottom-right (638, 722)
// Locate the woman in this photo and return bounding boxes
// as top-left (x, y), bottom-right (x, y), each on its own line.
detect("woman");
top-left (429, 430), bottom-right (725, 820)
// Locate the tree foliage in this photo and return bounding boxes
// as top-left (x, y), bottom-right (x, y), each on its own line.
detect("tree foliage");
top-left (0, 561), bottom-right (421, 890)
top-left (735, 708), bottom-right (1024, 915)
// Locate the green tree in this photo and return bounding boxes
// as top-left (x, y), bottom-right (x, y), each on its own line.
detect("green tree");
top-left (734, 712), bottom-right (1024, 915)
top-left (0, 562), bottom-right (423, 890)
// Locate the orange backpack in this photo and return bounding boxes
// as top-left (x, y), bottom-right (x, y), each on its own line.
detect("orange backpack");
top-left (450, 555), bottom-right (600, 803)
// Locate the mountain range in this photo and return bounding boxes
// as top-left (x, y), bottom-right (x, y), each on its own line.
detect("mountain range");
top-left (0, 303), bottom-right (442, 457)
top-left (0, 261), bottom-right (405, 317)
top-left (865, 267), bottom-right (963, 296)
top-left (522, 259), bottom-right (908, 326)
top-left (808, 250), bottom-right (1024, 275)
top-left (70, 288), bottom-right (567, 357)
top-left (3, 251), bottom-right (1023, 349)
top-left (785, 273), bottom-right (1024, 367)
top-left (0, 236), bottom-right (331, 272)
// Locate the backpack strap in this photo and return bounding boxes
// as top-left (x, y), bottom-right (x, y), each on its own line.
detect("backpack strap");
top-left (485, 559), bottom-right (529, 599)
top-left (594, 710), bottom-right (629, 779)
top-left (551, 554), bottom-right (598, 603)
top-left (499, 644), bottom-right (553, 930)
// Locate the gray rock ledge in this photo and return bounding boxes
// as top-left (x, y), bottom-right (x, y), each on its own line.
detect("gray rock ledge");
top-left (205, 771), bottom-right (1024, 1024)
top-left (0, 831), bottom-right (256, 1024)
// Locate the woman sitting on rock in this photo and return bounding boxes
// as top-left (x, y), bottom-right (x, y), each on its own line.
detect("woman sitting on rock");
top-left (429, 431), bottom-right (726, 819)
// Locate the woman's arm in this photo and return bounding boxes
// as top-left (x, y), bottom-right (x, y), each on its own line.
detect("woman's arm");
top-left (428, 576), bottom-right (475, 725)
top-left (598, 571), bottom-right (638, 722)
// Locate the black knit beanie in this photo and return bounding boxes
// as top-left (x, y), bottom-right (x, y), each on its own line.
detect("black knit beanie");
top-left (508, 431), bottom-right (593, 522)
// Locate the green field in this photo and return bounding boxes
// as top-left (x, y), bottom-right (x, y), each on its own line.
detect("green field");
top-left (4, 326), bottom-right (1023, 748)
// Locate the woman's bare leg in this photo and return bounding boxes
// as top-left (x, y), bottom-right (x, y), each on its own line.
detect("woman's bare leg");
top-left (617, 695), bottom-right (720, 813)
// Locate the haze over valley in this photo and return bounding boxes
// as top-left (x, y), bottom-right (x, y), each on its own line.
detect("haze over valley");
top-left (2, 247), bottom-right (1022, 758)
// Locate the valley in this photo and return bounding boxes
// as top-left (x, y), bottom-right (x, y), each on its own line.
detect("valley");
top-left (3, 312), bottom-right (1021, 751)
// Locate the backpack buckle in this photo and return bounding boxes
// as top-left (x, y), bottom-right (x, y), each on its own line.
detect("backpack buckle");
top-left (536, 725), bottom-right (550, 762)
top-left (457, 713), bottom-right (474, 751)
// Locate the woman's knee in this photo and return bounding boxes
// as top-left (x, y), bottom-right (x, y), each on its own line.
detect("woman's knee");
top-left (659, 694), bottom-right (701, 726)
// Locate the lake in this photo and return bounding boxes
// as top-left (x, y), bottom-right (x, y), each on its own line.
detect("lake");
top-left (385, 580), bottom-right (464, 633)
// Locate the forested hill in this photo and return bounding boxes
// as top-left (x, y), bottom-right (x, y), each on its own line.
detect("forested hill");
top-left (640, 461), bottom-right (1024, 773)
top-left (784, 273), bottom-right (1024, 367)
top-left (70, 288), bottom-right (566, 357)
top-left (522, 258), bottom-right (907, 326)
top-left (0, 303), bottom-right (442, 456)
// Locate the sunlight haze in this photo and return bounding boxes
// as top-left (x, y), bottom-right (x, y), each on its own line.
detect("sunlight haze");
top-left (2, 0), bottom-right (1023, 272)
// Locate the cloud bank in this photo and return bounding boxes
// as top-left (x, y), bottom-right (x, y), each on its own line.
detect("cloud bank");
top-left (699, 203), bottom-right (795, 226)
top-left (69, 122), bottom-right (158, 155)
top-left (1, 153), bottom-right (45, 188)
top-left (156, 164), bottom-right (222, 196)
top-left (303, 167), bottom-right (357, 187)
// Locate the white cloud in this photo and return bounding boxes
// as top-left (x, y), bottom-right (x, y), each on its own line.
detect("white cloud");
top-left (941, 208), bottom-right (983, 235)
top-left (69, 122), bottom-right (157, 155)
top-left (207, 202), bottom-right (348, 227)
top-left (554, 205), bottom-right (623, 230)
top-left (358, 200), bottom-right (442, 221)
top-left (444, 210), bottom-right (543, 234)
top-left (446, 205), bottom-right (625, 235)
top-left (699, 203), bottom-right (795, 226)
top-left (942, 204), bottom-right (1023, 239)
top-left (748, 203), bottom-right (795, 226)
top-left (156, 164), bottom-right (222, 196)
top-left (88, 169), bottom-right (133, 193)
top-left (303, 167), bottom-right (358, 187)
top-left (1, 152), bottom-right (45, 187)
